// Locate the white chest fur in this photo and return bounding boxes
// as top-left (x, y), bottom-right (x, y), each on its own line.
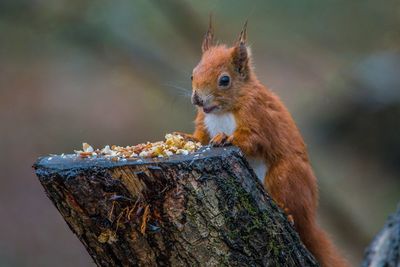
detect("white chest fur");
top-left (204, 112), bottom-right (268, 182)
top-left (247, 157), bottom-right (268, 182)
top-left (204, 112), bottom-right (236, 138)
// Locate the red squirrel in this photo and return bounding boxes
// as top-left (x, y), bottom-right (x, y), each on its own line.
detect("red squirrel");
top-left (177, 19), bottom-right (349, 267)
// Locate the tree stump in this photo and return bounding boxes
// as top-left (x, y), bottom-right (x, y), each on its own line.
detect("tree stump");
top-left (34, 146), bottom-right (319, 266)
top-left (362, 205), bottom-right (400, 267)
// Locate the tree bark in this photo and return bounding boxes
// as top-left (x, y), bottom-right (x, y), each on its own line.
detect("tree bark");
top-left (362, 205), bottom-right (400, 267)
top-left (34, 146), bottom-right (318, 267)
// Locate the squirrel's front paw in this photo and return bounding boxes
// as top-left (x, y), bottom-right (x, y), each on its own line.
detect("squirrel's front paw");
top-left (209, 133), bottom-right (233, 147)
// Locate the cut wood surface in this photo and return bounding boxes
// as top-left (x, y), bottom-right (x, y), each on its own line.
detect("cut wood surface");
top-left (362, 205), bottom-right (400, 267)
top-left (34, 146), bottom-right (318, 266)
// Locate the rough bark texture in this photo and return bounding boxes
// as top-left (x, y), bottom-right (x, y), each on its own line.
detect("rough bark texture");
top-left (34, 146), bottom-right (318, 267)
top-left (362, 205), bottom-right (400, 267)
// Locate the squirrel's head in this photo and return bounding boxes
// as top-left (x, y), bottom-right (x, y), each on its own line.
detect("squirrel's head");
top-left (191, 19), bottom-right (253, 114)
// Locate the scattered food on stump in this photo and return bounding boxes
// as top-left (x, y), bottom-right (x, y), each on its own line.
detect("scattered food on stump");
top-left (34, 136), bottom-right (319, 266)
top-left (74, 133), bottom-right (202, 160)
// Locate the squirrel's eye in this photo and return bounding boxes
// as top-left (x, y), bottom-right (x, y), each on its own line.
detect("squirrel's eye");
top-left (191, 75), bottom-right (193, 81)
top-left (218, 75), bottom-right (230, 87)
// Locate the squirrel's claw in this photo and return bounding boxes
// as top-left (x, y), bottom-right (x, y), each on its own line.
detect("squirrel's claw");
top-left (287, 214), bottom-right (295, 225)
top-left (210, 132), bottom-right (232, 147)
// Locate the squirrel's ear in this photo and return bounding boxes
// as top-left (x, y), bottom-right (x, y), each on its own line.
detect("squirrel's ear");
top-left (232, 20), bottom-right (250, 78)
top-left (202, 15), bottom-right (214, 53)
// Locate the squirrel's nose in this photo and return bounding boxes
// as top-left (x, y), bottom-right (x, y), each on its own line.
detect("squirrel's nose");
top-left (191, 92), bottom-right (203, 106)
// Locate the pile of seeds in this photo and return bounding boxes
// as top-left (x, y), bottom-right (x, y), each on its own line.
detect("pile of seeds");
top-left (74, 133), bottom-right (202, 160)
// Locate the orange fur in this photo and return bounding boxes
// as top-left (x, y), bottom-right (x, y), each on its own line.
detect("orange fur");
top-left (181, 21), bottom-right (349, 267)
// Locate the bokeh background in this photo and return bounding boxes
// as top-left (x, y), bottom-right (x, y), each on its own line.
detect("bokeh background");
top-left (1, 1), bottom-right (400, 266)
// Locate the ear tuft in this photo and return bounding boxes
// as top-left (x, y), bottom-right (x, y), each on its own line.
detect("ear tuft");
top-left (201, 15), bottom-right (214, 53)
top-left (232, 20), bottom-right (250, 78)
top-left (237, 19), bottom-right (248, 44)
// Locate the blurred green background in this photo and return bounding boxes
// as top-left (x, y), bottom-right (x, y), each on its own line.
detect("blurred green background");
top-left (1, 0), bottom-right (400, 266)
